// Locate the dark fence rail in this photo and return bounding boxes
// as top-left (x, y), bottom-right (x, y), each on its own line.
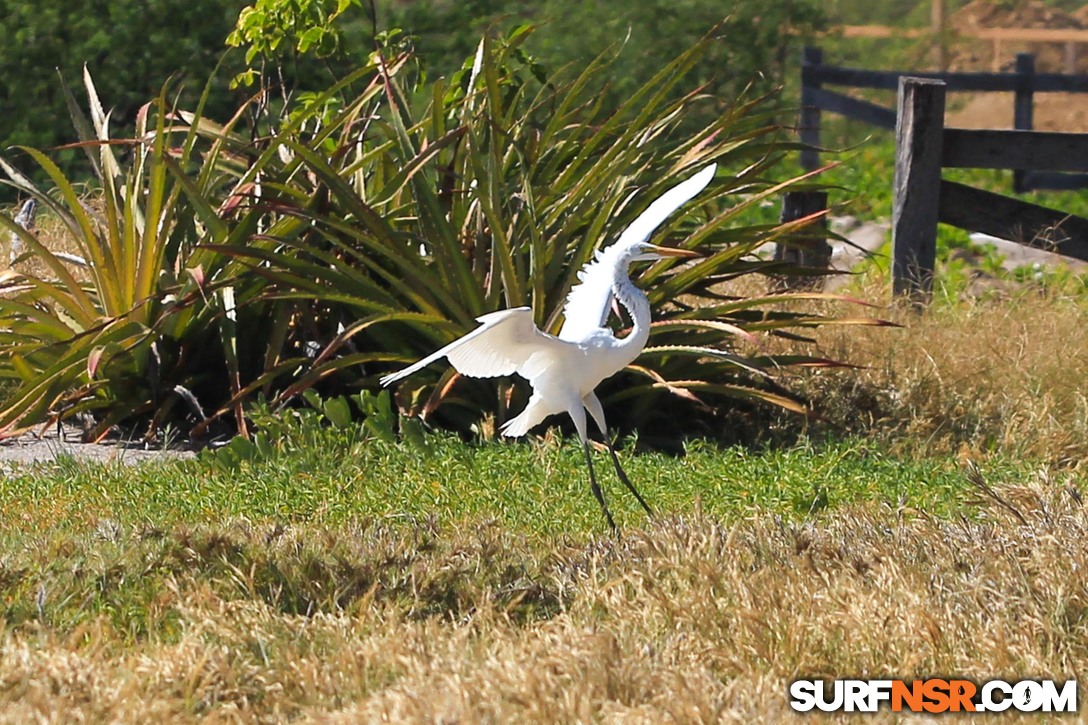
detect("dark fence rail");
top-left (799, 46), bottom-right (1088, 192)
top-left (892, 76), bottom-right (1088, 304)
top-left (806, 63), bottom-right (1088, 93)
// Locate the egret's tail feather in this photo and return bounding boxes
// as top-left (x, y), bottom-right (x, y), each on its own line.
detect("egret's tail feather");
top-left (500, 396), bottom-right (550, 438)
top-left (379, 371), bottom-right (403, 387)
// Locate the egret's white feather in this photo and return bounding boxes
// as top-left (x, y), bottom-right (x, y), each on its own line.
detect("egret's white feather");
top-left (558, 164), bottom-right (716, 342)
top-left (379, 307), bottom-right (571, 386)
top-left (499, 393), bottom-right (551, 437)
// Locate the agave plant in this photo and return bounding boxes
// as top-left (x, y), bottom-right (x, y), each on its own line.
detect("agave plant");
top-left (207, 28), bottom-right (879, 437)
top-left (0, 30), bottom-right (877, 442)
top-left (0, 56), bottom-right (407, 439)
top-left (0, 69), bottom-right (280, 439)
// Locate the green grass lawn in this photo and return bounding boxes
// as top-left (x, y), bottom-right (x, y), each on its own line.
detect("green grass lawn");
top-left (2, 431), bottom-right (1044, 539)
top-left (0, 425), bottom-right (1053, 637)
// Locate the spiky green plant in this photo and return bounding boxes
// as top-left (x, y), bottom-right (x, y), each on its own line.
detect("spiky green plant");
top-left (0, 58), bottom-right (408, 439)
top-left (0, 70), bottom-right (279, 439)
top-left (0, 31), bottom-right (880, 442)
top-left (205, 28), bottom-right (883, 438)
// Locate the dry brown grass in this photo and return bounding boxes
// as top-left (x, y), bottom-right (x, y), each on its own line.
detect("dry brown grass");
top-left (779, 282), bottom-right (1088, 465)
top-left (0, 474), bottom-right (1084, 723)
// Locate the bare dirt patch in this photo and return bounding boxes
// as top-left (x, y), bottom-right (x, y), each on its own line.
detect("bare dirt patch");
top-left (0, 423), bottom-right (194, 468)
top-left (949, 90), bottom-right (1088, 131)
top-left (943, 0), bottom-right (1088, 131)
top-left (950, 0), bottom-right (1087, 72)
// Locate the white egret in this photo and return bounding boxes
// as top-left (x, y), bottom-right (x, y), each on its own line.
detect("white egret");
top-left (381, 164), bottom-right (716, 529)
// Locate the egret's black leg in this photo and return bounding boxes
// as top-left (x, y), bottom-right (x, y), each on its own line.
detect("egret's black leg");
top-left (583, 441), bottom-right (617, 532)
top-left (604, 434), bottom-right (654, 517)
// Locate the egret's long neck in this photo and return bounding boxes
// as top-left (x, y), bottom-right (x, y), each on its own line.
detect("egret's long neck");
top-left (613, 271), bottom-right (652, 354)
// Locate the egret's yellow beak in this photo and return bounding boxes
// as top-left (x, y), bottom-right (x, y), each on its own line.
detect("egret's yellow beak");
top-left (645, 244), bottom-right (702, 259)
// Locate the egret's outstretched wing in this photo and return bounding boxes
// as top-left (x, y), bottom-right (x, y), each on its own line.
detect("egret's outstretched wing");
top-left (380, 307), bottom-right (571, 386)
top-left (558, 164), bottom-right (716, 342)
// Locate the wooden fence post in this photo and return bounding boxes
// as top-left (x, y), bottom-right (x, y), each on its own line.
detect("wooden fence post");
top-left (1013, 52), bottom-right (1035, 193)
top-left (799, 47), bottom-right (823, 172)
top-left (774, 191), bottom-right (830, 288)
top-left (892, 77), bottom-right (946, 304)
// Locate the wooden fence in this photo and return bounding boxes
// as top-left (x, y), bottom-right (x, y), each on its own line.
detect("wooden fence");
top-left (800, 46), bottom-right (1088, 191)
top-left (791, 47), bottom-right (1088, 304)
top-left (892, 76), bottom-right (1088, 303)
